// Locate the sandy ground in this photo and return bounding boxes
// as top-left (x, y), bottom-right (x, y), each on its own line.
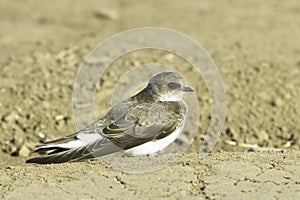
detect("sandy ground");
top-left (0, 0), bottom-right (300, 199)
top-left (1, 152), bottom-right (300, 200)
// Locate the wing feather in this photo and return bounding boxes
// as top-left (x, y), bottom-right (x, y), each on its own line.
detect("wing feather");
top-left (26, 101), bottom-right (185, 164)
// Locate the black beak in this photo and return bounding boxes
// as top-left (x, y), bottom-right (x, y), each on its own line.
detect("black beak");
top-left (182, 86), bottom-right (194, 92)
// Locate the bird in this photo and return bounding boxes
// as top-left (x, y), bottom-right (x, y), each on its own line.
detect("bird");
top-left (26, 71), bottom-right (194, 164)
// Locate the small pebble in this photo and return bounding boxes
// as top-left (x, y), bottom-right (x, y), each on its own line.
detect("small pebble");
top-left (2, 112), bottom-right (16, 122)
top-left (38, 132), bottom-right (46, 139)
top-left (283, 141), bottom-right (291, 148)
top-left (94, 9), bottom-right (118, 20)
top-left (5, 166), bottom-right (15, 170)
top-left (55, 115), bottom-right (64, 121)
top-left (18, 145), bottom-right (31, 157)
top-left (270, 98), bottom-right (284, 107)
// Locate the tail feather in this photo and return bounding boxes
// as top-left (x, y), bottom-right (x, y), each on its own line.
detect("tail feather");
top-left (43, 134), bottom-right (77, 145)
top-left (26, 147), bottom-right (93, 164)
top-left (32, 133), bottom-right (102, 153)
top-left (26, 137), bottom-right (121, 164)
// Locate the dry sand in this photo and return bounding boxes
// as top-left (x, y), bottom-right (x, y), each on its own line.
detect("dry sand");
top-left (0, 0), bottom-right (300, 199)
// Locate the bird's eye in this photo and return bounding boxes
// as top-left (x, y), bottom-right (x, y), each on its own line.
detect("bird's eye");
top-left (167, 82), bottom-right (181, 90)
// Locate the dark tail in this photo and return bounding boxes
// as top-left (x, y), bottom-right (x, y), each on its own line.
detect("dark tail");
top-left (26, 138), bottom-right (121, 164)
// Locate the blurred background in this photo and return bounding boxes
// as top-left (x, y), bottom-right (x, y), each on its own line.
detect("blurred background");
top-left (0, 0), bottom-right (299, 166)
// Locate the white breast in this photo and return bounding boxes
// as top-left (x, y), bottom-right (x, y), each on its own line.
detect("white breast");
top-left (158, 91), bottom-right (184, 102)
top-left (124, 120), bottom-right (185, 156)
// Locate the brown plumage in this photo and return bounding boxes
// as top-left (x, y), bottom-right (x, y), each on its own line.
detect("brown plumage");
top-left (26, 72), bottom-right (193, 164)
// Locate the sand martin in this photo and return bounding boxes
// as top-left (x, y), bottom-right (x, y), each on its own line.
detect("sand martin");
top-left (26, 72), bottom-right (193, 164)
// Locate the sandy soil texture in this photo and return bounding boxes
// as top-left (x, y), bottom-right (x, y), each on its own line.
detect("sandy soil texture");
top-left (0, 0), bottom-right (300, 199)
top-left (1, 152), bottom-right (300, 200)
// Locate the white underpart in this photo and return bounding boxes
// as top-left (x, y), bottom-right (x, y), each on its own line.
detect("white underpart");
top-left (158, 92), bottom-right (184, 102)
top-left (124, 119), bottom-right (185, 156)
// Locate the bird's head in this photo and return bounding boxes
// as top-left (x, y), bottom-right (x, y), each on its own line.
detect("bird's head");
top-left (147, 72), bottom-right (193, 101)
